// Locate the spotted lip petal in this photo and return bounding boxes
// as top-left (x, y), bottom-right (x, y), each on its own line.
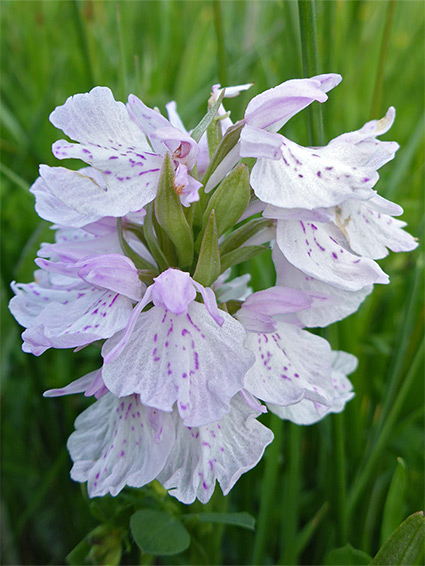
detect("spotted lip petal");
top-left (332, 197), bottom-right (418, 260)
top-left (244, 132), bottom-right (378, 210)
top-left (276, 219), bottom-right (389, 291)
top-left (272, 245), bottom-right (372, 327)
top-left (243, 321), bottom-right (333, 407)
top-left (157, 393), bottom-right (274, 504)
top-left (268, 350), bottom-right (356, 425)
top-left (102, 302), bottom-right (254, 427)
top-left (67, 394), bottom-right (175, 497)
top-left (40, 162), bottom-right (162, 220)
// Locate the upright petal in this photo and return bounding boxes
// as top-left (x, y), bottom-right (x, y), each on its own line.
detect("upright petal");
top-left (244, 74), bottom-right (342, 133)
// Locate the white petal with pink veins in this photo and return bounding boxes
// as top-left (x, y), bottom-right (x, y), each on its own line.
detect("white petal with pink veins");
top-left (30, 174), bottom-right (104, 228)
top-left (276, 219), bottom-right (389, 290)
top-left (40, 164), bottom-right (161, 219)
top-left (333, 199), bottom-right (418, 260)
top-left (243, 321), bottom-right (333, 407)
top-left (272, 246), bottom-right (372, 327)
top-left (102, 302), bottom-right (254, 427)
top-left (248, 135), bottom-right (377, 210)
top-left (67, 394), bottom-right (175, 497)
top-left (50, 86), bottom-right (151, 149)
top-left (157, 394), bottom-right (273, 504)
top-left (269, 351), bottom-right (356, 425)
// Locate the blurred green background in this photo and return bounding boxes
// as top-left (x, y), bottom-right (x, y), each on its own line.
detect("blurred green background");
top-left (1, 1), bottom-right (423, 564)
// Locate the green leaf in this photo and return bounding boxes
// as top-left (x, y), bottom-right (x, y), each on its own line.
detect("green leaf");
top-left (371, 511), bottom-right (425, 565)
top-left (193, 209), bottom-right (220, 287)
top-left (116, 218), bottom-right (157, 272)
top-left (66, 526), bottom-right (123, 566)
top-left (130, 509), bottom-right (190, 556)
top-left (380, 457), bottom-right (408, 545)
top-left (143, 204), bottom-right (169, 272)
top-left (201, 121), bottom-right (244, 189)
top-left (219, 217), bottom-right (274, 256)
top-left (154, 153), bottom-right (193, 269)
top-left (187, 511), bottom-right (256, 531)
top-left (220, 245), bottom-right (267, 273)
top-left (324, 543), bottom-right (371, 565)
top-left (66, 538), bottom-right (92, 565)
top-left (201, 163), bottom-right (251, 241)
top-left (191, 89), bottom-right (225, 143)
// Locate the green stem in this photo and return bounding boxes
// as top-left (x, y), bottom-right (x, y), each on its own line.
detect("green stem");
top-left (213, 0), bottom-right (228, 86)
top-left (72, 0), bottom-right (95, 86)
top-left (252, 415), bottom-right (283, 565)
top-left (348, 338), bottom-right (424, 515)
top-left (298, 0), bottom-right (324, 146)
top-left (116, 2), bottom-right (128, 100)
top-left (332, 413), bottom-right (348, 545)
top-left (280, 424), bottom-right (302, 565)
top-left (370, 0), bottom-right (397, 118)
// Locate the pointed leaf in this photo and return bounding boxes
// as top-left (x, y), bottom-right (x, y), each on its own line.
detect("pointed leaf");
top-left (201, 121), bottom-right (244, 187)
top-left (193, 209), bottom-right (220, 287)
top-left (202, 164), bottom-right (251, 239)
top-left (143, 204), bottom-right (169, 272)
top-left (380, 458), bottom-right (408, 545)
top-left (220, 245), bottom-right (267, 273)
top-left (219, 217), bottom-right (275, 256)
top-left (117, 218), bottom-right (157, 271)
top-left (372, 512), bottom-right (425, 565)
top-left (191, 89), bottom-right (225, 143)
top-left (324, 544), bottom-right (371, 565)
top-left (130, 509), bottom-right (190, 556)
top-left (187, 511), bottom-right (256, 531)
top-left (154, 153), bottom-right (193, 269)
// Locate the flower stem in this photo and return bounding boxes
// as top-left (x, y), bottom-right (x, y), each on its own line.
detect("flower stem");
top-left (332, 413), bottom-right (348, 545)
top-left (298, 0), bottom-right (324, 146)
top-left (348, 337), bottom-right (424, 515)
top-left (370, 0), bottom-right (397, 118)
top-left (279, 424), bottom-right (302, 565)
top-left (213, 0), bottom-right (228, 87)
top-left (252, 414), bottom-right (283, 565)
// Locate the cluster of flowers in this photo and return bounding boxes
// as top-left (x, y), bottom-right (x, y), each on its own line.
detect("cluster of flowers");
top-left (9, 74), bottom-right (417, 504)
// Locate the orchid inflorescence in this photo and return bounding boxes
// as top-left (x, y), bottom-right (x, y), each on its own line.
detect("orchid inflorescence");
top-left (9, 74), bottom-right (417, 503)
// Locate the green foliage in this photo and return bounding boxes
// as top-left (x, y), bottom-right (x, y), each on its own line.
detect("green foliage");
top-left (1, 1), bottom-right (423, 565)
top-left (372, 512), bottom-right (425, 566)
top-left (324, 543), bottom-right (371, 565)
top-left (154, 153), bottom-right (194, 270)
top-left (130, 509), bottom-right (190, 556)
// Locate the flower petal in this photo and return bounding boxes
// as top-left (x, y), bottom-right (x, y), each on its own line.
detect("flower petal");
top-left (102, 302), bottom-right (254, 427)
top-left (157, 394), bottom-right (273, 504)
top-left (248, 135), bottom-right (377, 210)
top-left (244, 74), bottom-right (342, 133)
top-left (40, 163), bottom-right (162, 219)
top-left (243, 321), bottom-right (333, 407)
top-left (333, 198), bottom-right (418, 260)
top-left (272, 246), bottom-right (373, 327)
top-left (268, 350), bottom-right (356, 424)
top-left (67, 394), bottom-right (174, 497)
top-left (276, 219), bottom-right (389, 290)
